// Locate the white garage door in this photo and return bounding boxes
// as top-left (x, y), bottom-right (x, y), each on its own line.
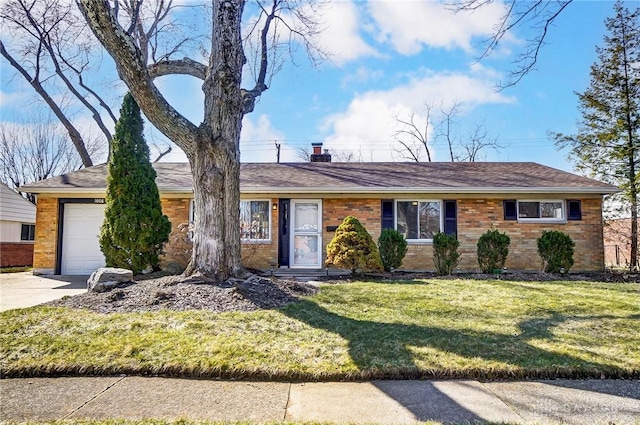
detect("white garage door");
top-left (61, 203), bottom-right (106, 275)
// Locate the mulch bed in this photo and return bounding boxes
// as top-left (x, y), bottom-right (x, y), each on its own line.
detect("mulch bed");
top-left (44, 274), bottom-right (319, 314)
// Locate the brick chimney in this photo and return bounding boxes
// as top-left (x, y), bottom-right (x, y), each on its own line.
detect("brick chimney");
top-left (310, 142), bottom-right (332, 162)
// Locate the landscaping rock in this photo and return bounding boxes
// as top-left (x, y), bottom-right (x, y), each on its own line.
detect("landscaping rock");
top-left (87, 267), bottom-right (134, 293)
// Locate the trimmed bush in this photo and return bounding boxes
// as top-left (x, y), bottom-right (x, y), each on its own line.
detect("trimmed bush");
top-left (100, 93), bottom-right (171, 274)
top-left (477, 229), bottom-right (511, 273)
top-left (537, 230), bottom-right (575, 273)
top-left (326, 216), bottom-right (382, 274)
top-left (433, 232), bottom-right (460, 276)
top-left (378, 228), bottom-right (408, 272)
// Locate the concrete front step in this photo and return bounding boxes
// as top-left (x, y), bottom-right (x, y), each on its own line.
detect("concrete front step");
top-left (260, 268), bottom-right (350, 280)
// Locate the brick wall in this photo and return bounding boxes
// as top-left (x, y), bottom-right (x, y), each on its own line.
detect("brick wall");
top-left (322, 198), bottom-right (381, 266)
top-left (31, 195), bottom-right (606, 274)
top-left (32, 197), bottom-right (58, 273)
top-left (399, 198), bottom-right (604, 272)
top-left (240, 198), bottom-right (278, 269)
top-left (321, 197), bottom-right (604, 272)
top-left (157, 197), bottom-right (279, 270)
top-left (0, 243), bottom-right (34, 267)
top-left (160, 198), bottom-right (192, 269)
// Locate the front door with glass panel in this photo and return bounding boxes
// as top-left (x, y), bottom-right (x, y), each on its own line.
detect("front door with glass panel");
top-left (290, 200), bottom-right (322, 268)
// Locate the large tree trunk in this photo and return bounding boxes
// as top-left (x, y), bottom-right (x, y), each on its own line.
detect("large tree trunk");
top-left (78, 0), bottom-right (269, 281)
top-left (185, 140), bottom-right (242, 281)
top-left (183, 0), bottom-right (246, 281)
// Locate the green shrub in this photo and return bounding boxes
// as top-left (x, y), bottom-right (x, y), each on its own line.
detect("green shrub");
top-left (378, 228), bottom-right (408, 272)
top-left (432, 232), bottom-right (460, 276)
top-left (100, 93), bottom-right (171, 274)
top-left (477, 229), bottom-right (511, 273)
top-left (537, 230), bottom-right (575, 273)
top-left (326, 216), bottom-right (383, 274)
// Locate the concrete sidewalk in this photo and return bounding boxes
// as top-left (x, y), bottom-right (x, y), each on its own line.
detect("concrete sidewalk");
top-left (1, 377), bottom-right (638, 424)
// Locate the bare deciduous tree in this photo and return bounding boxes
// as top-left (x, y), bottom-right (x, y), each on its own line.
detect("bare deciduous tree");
top-left (0, 113), bottom-right (102, 203)
top-left (393, 106), bottom-right (433, 162)
top-left (1, 0), bottom-right (204, 167)
top-left (451, 0), bottom-right (573, 88)
top-left (394, 102), bottom-right (502, 162)
top-left (1, 0), bottom-right (97, 166)
top-left (77, 0), bottom-right (324, 281)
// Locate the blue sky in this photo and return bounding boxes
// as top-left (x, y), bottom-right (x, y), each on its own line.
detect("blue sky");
top-left (0, 0), bottom-right (619, 173)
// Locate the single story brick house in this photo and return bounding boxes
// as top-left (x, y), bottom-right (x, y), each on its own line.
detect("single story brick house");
top-left (0, 182), bottom-right (36, 267)
top-left (23, 156), bottom-right (618, 275)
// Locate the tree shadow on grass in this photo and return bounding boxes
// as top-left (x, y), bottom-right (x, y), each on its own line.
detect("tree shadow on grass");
top-left (280, 300), bottom-right (640, 423)
top-left (281, 299), bottom-right (636, 381)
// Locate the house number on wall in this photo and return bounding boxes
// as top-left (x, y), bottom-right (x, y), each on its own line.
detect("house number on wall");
top-left (94, 199), bottom-right (105, 204)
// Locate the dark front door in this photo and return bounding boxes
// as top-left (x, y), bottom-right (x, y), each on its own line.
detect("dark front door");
top-left (278, 199), bottom-right (290, 267)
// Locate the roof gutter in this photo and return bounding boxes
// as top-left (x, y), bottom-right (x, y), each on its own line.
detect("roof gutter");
top-left (24, 186), bottom-right (194, 195)
top-left (25, 185), bottom-right (620, 195)
top-left (240, 186), bottom-right (621, 195)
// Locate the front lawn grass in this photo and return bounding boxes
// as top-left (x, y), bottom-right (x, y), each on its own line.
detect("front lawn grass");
top-left (1, 279), bottom-right (638, 380)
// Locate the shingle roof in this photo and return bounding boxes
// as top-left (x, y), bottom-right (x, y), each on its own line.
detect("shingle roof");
top-left (22, 162), bottom-right (619, 194)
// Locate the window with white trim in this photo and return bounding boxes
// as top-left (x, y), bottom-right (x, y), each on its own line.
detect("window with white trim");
top-left (188, 200), bottom-right (272, 241)
top-left (240, 200), bottom-right (271, 241)
top-left (517, 200), bottom-right (565, 221)
top-left (396, 200), bottom-right (441, 241)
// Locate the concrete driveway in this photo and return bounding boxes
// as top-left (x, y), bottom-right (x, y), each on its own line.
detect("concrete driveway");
top-left (0, 272), bottom-right (88, 311)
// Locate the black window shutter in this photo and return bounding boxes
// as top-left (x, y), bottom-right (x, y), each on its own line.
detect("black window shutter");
top-left (504, 200), bottom-right (517, 220)
top-left (567, 200), bottom-right (582, 220)
top-left (443, 200), bottom-right (457, 237)
top-left (381, 200), bottom-right (394, 230)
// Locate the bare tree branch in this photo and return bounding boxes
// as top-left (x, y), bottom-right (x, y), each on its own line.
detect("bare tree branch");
top-left (393, 104), bottom-right (431, 162)
top-left (153, 145), bottom-right (172, 162)
top-left (394, 101), bottom-right (502, 162)
top-left (0, 38), bottom-right (94, 167)
top-left (148, 57), bottom-right (207, 79)
top-left (450, 0), bottom-right (573, 88)
top-left (0, 113), bottom-right (95, 202)
top-left (393, 106), bottom-right (433, 162)
top-left (77, 0), bottom-right (199, 151)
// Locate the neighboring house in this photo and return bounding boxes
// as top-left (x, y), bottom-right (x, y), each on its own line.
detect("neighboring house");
top-left (604, 218), bottom-right (639, 268)
top-left (0, 183), bottom-right (36, 267)
top-left (23, 149), bottom-right (618, 275)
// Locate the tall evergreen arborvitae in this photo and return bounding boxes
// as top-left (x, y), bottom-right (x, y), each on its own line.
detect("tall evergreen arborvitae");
top-left (100, 93), bottom-right (171, 274)
top-left (554, 1), bottom-right (639, 270)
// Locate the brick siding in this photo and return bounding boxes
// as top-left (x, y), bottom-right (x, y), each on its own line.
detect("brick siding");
top-left (157, 198), bottom-right (279, 270)
top-left (320, 197), bottom-right (604, 272)
top-left (240, 198), bottom-right (278, 269)
top-left (31, 195), bottom-right (606, 274)
top-left (32, 197), bottom-right (58, 273)
top-left (0, 242), bottom-right (34, 267)
top-left (159, 198), bottom-right (192, 269)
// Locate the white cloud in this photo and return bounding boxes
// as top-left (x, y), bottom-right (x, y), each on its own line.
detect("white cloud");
top-left (240, 114), bottom-right (292, 162)
top-left (368, 0), bottom-right (508, 55)
top-left (0, 90), bottom-right (29, 110)
top-left (152, 114), bottom-right (290, 164)
top-left (312, 1), bottom-right (379, 65)
top-left (341, 65), bottom-right (385, 88)
top-left (321, 67), bottom-right (515, 161)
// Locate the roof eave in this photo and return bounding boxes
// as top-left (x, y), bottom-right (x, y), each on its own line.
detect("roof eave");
top-left (240, 186), bottom-right (621, 195)
top-left (23, 185), bottom-right (620, 195)
top-left (24, 186), bottom-right (194, 195)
